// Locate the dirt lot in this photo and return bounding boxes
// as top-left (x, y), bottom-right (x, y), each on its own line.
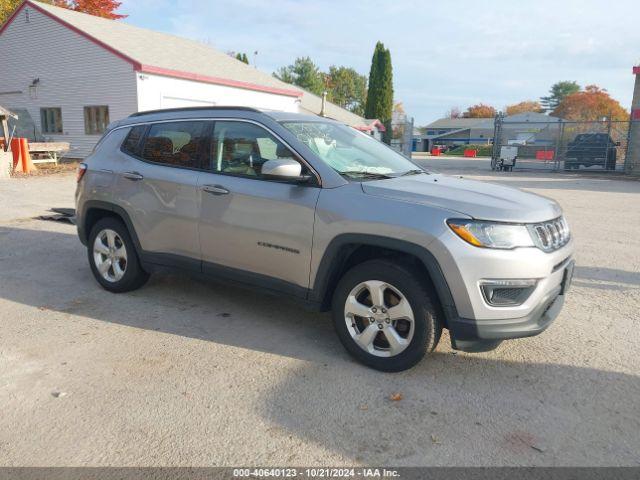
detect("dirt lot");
top-left (1, 163), bottom-right (639, 467)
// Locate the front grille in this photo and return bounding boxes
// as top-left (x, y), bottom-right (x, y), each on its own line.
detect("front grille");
top-left (528, 217), bottom-right (570, 252)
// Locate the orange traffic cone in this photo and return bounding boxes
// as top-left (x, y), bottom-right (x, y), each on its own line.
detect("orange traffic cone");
top-left (10, 138), bottom-right (23, 172)
top-left (19, 138), bottom-right (34, 173)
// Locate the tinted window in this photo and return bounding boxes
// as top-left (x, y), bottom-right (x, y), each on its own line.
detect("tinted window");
top-left (141, 121), bottom-right (205, 169)
top-left (121, 125), bottom-right (146, 156)
top-left (210, 121), bottom-right (305, 178)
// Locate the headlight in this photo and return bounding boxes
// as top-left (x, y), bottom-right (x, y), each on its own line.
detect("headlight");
top-left (447, 219), bottom-right (534, 249)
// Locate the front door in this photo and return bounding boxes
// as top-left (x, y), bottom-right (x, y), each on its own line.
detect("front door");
top-left (198, 120), bottom-right (320, 296)
top-left (115, 120), bottom-right (207, 269)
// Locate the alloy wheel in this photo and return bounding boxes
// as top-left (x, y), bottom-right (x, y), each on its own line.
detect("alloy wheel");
top-left (344, 280), bottom-right (415, 357)
top-left (93, 228), bottom-right (128, 283)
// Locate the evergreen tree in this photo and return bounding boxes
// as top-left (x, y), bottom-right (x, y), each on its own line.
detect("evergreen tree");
top-left (273, 57), bottom-right (324, 96)
top-left (364, 42), bottom-right (394, 143)
top-left (235, 52), bottom-right (249, 64)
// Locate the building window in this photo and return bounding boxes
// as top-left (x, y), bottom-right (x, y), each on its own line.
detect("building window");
top-left (84, 106), bottom-right (110, 135)
top-left (40, 108), bottom-right (63, 134)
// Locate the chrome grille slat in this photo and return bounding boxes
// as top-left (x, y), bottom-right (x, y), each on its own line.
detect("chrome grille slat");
top-left (529, 217), bottom-right (570, 252)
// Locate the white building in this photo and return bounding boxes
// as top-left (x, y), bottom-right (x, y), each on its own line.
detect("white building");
top-left (0, 1), bottom-right (383, 158)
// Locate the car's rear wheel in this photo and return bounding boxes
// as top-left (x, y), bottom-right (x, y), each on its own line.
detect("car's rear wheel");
top-left (332, 259), bottom-right (442, 372)
top-left (88, 217), bottom-right (149, 293)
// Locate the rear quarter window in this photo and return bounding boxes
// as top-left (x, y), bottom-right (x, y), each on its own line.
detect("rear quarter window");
top-left (121, 125), bottom-right (146, 156)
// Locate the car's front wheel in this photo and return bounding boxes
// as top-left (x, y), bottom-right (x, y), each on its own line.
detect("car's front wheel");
top-left (332, 259), bottom-right (443, 372)
top-left (88, 217), bottom-right (149, 293)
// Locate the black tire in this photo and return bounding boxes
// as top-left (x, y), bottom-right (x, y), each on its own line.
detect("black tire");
top-left (87, 217), bottom-right (149, 293)
top-left (331, 259), bottom-right (443, 372)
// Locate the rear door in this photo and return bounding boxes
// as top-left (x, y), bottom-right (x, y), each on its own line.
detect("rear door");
top-left (114, 120), bottom-right (207, 269)
top-left (197, 120), bottom-right (320, 296)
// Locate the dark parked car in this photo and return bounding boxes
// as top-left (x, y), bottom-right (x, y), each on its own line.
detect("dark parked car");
top-left (565, 133), bottom-right (618, 170)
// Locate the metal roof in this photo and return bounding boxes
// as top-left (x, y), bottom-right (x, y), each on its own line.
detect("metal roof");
top-left (423, 117), bottom-right (494, 130)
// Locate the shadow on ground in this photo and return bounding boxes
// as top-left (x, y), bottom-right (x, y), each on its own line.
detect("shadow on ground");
top-left (2, 224), bottom-right (640, 465)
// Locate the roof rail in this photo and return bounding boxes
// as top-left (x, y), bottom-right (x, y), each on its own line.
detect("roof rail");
top-left (129, 106), bottom-right (262, 118)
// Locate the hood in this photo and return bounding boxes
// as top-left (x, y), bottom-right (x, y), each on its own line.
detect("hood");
top-left (361, 174), bottom-right (562, 223)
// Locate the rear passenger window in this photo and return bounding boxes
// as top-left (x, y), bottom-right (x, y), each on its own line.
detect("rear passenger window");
top-left (141, 121), bottom-right (205, 169)
top-left (121, 125), bottom-right (146, 156)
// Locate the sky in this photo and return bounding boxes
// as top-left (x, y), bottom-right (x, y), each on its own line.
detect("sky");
top-left (118, 0), bottom-right (640, 125)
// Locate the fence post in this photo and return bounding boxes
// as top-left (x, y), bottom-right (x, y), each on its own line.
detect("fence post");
top-left (555, 119), bottom-right (565, 171)
top-left (491, 113), bottom-right (503, 168)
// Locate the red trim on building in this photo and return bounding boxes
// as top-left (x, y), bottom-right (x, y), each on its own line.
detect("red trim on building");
top-left (633, 66), bottom-right (640, 75)
top-left (138, 65), bottom-right (302, 98)
top-left (1, 1), bottom-right (302, 98)
top-left (632, 109), bottom-right (640, 121)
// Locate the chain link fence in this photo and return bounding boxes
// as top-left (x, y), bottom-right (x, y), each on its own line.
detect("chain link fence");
top-left (491, 114), bottom-right (636, 172)
top-left (390, 115), bottom-right (414, 158)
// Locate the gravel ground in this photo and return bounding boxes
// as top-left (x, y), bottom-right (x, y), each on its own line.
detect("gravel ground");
top-left (0, 164), bottom-right (639, 467)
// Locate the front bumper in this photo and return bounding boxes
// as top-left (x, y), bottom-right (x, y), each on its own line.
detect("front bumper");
top-left (448, 284), bottom-right (566, 352)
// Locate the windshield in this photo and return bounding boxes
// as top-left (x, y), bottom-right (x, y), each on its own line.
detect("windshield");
top-left (281, 121), bottom-right (423, 179)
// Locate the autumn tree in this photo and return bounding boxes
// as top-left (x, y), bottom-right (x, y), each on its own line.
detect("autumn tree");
top-left (551, 85), bottom-right (628, 121)
top-left (540, 81), bottom-right (580, 112)
top-left (462, 103), bottom-right (496, 118)
top-left (0, 0), bottom-right (19, 24)
top-left (505, 100), bottom-right (544, 116)
top-left (1, 0), bottom-right (126, 22)
top-left (445, 106), bottom-right (462, 119)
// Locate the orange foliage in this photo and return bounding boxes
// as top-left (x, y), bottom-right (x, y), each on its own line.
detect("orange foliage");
top-left (505, 100), bottom-right (544, 116)
top-left (463, 103), bottom-right (496, 118)
top-left (53, 0), bottom-right (126, 19)
top-left (552, 85), bottom-right (628, 121)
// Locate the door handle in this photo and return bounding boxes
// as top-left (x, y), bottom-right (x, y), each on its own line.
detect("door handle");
top-left (123, 171), bottom-right (144, 181)
top-left (202, 184), bottom-right (229, 195)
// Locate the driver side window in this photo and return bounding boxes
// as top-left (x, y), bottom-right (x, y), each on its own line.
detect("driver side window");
top-left (209, 121), bottom-right (306, 179)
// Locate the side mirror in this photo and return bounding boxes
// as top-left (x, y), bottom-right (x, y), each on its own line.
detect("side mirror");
top-left (261, 159), bottom-right (308, 182)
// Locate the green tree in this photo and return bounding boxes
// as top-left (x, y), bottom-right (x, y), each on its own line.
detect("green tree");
top-left (540, 81), bottom-right (580, 112)
top-left (325, 66), bottom-right (367, 116)
top-left (235, 52), bottom-right (249, 64)
top-left (273, 57), bottom-right (324, 96)
top-left (364, 42), bottom-right (394, 144)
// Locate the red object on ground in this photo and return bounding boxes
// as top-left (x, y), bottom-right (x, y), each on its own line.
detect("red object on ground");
top-left (463, 149), bottom-right (477, 157)
top-left (431, 148), bottom-right (441, 156)
top-left (10, 138), bottom-right (34, 173)
top-left (536, 150), bottom-right (554, 161)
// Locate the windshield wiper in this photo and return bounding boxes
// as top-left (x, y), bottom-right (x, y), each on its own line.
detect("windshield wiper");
top-left (340, 170), bottom-right (394, 179)
top-left (400, 169), bottom-right (425, 176)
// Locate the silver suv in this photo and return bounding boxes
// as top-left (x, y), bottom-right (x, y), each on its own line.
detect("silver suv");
top-left (75, 107), bottom-right (574, 371)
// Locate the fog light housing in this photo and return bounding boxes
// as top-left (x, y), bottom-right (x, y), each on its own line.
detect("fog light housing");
top-left (480, 279), bottom-right (537, 306)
